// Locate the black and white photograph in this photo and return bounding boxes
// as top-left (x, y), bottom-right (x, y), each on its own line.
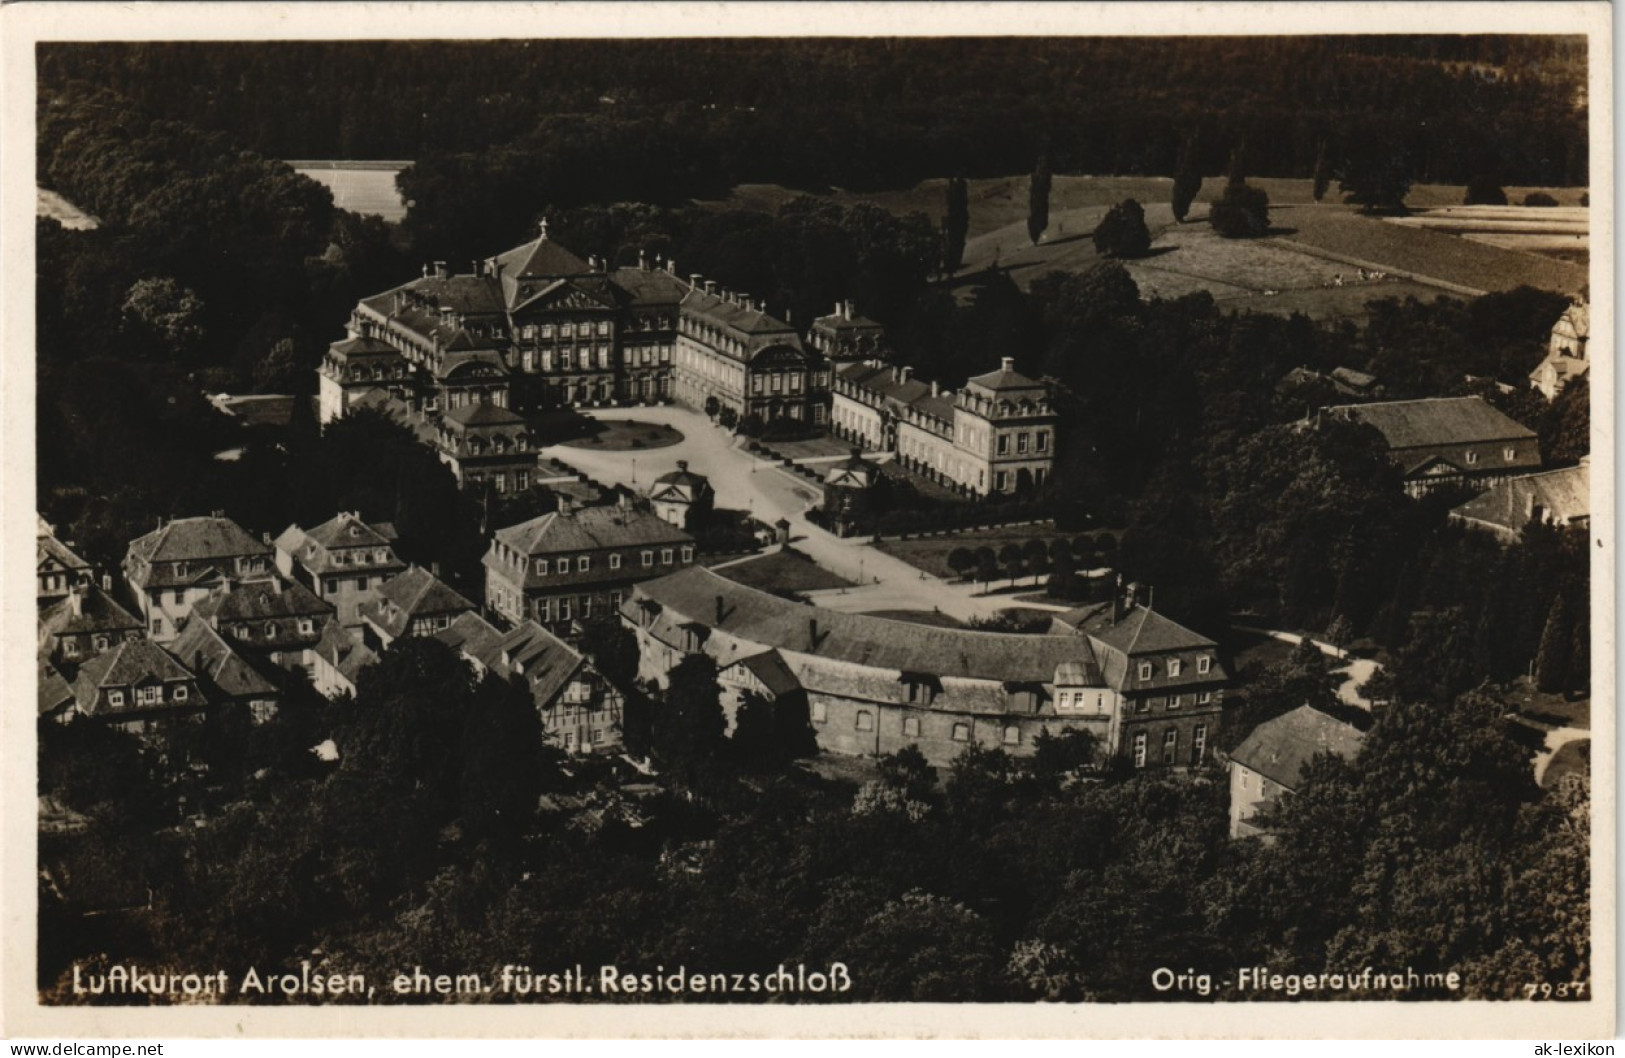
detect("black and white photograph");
top-left (3, 1), bottom-right (1612, 1041)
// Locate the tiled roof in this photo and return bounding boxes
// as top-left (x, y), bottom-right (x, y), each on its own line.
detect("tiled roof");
top-left (304, 513), bottom-right (396, 550)
top-left (493, 505), bottom-right (694, 559)
top-left (38, 532), bottom-right (91, 574)
top-left (628, 566), bottom-right (1098, 684)
top-left (1084, 605), bottom-right (1217, 655)
top-left (193, 578), bottom-right (333, 624)
top-left (71, 640), bottom-right (199, 714)
top-left (328, 336), bottom-right (400, 359)
top-left (126, 516), bottom-right (270, 567)
top-left (492, 235), bottom-right (592, 283)
top-left (680, 287), bottom-right (800, 344)
top-left (362, 567), bottom-right (476, 639)
top-left (38, 588), bottom-right (142, 640)
top-left (39, 660), bottom-right (76, 717)
top-left (812, 310), bottom-right (884, 332)
top-left (967, 362), bottom-right (1044, 392)
top-left (486, 620), bottom-right (584, 710)
top-left (1230, 705), bottom-right (1364, 790)
top-left (610, 266), bottom-right (690, 307)
top-left (171, 619), bottom-right (278, 700)
top-left (913, 394), bottom-right (956, 422)
top-left (728, 649), bottom-right (803, 698)
top-left (838, 362), bottom-right (932, 407)
top-left (314, 618), bottom-right (379, 683)
top-left (1326, 396), bottom-right (1536, 449)
top-left (1452, 463), bottom-right (1590, 539)
top-left (443, 402), bottom-right (527, 428)
top-left (432, 611), bottom-right (508, 672)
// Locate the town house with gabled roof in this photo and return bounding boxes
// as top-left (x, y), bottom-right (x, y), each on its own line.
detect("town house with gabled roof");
top-left (122, 515), bottom-right (275, 642)
top-left (432, 400), bottom-right (536, 493)
top-left (1450, 460), bottom-right (1590, 543)
top-left (275, 512), bottom-right (406, 626)
top-left (171, 618), bottom-right (281, 724)
top-left (435, 612), bottom-right (625, 754)
top-left (38, 517), bottom-right (92, 607)
top-left (190, 574), bottom-right (335, 675)
top-left (38, 584), bottom-right (143, 670)
top-left (1228, 705), bottom-right (1365, 839)
top-left (1050, 582), bottom-right (1231, 770)
top-left (624, 566), bottom-right (1221, 768)
top-left (647, 461), bottom-right (713, 529)
top-left (65, 639), bottom-right (206, 733)
top-left (358, 564), bottom-right (477, 650)
top-left (485, 494), bottom-right (696, 637)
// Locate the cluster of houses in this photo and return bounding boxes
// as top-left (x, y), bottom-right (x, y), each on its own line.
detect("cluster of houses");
top-left (318, 226), bottom-right (1058, 499)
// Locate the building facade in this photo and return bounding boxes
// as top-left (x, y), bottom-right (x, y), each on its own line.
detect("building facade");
top-left (623, 567), bottom-right (1225, 769)
top-left (833, 357), bottom-right (1058, 496)
top-left (122, 516), bottom-right (275, 643)
top-left (1530, 299), bottom-right (1590, 400)
top-left (1449, 461), bottom-right (1590, 543)
top-left (485, 495), bottom-right (697, 637)
top-left (38, 518), bottom-right (92, 607)
top-left (1322, 396), bottom-right (1543, 497)
top-left (1228, 705), bottom-right (1364, 839)
top-left (274, 512), bottom-right (406, 626)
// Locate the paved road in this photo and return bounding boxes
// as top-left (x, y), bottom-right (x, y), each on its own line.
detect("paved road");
top-left (540, 406), bottom-right (1017, 622)
top-left (1233, 626), bottom-right (1381, 709)
top-left (1533, 727), bottom-right (1589, 785)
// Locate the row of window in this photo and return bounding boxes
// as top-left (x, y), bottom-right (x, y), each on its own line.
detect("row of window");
top-left (1460, 446), bottom-right (1522, 465)
top-left (532, 590), bottom-right (626, 624)
top-left (750, 371), bottom-right (804, 395)
top-left (106, 683), bottom-right (189, 709)
top-left (1130, 724), bottom-right (1209, 767)
top-left (58, 632), bottom-right (138, 657)
top-left (518, 546), bottom-right (694, 578)
top-left (1132, 691), bottom-right (1215, 714)
top-left (994, 431), bottom-right (1050, 456)
top-left (811, 702), bottom-right (1032, 746)
top-left (320, 547), bottom-right (394, 568)
top-left (560, 728), bottom-right (609, 749)
top-left (520, 320), bottom-right (614, 340)
top-left (231, 617), bottom-right (318, 642)
top-left (518, 346), bottom-right (615, 372)
top-left (1137, 656), bottom-right (1215, 681)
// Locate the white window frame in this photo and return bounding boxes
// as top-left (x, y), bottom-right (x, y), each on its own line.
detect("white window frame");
top-left (856, 711), bottom-right (874, 732)
top-left (903, 716), bottom-right (921, 737)
top-left (1132, 732), bottom-right (1147, 768)
top-left (642, 551), bottom-right (654, 568)
top-left (1197, 656), bottom-right (1212, 674)
top-left (174, 684), bottom-right (188, 702)
top-left (1163, 727), bottom-right (1178, 764)
top-left (681, 546), bottom-right (695, 563)
top-left (661, 548), bottom-right (674, 564)
top-left (108, 690), bottom-right (125, 708)
top-left (609, 553), bottom-right (622, 570)
top-left (577, 556), bottom-right (591, 573)
top-left (811, 701), bottom-right (827, 723)
top-left (1003, 725), bottom-right (1021, 745)
top-left (1168, 658), bottom-right (1182, 677)
top-left (1138, 661), bottom-right (1154, 681)
top-left (951, 722), bottom-right (970, 742)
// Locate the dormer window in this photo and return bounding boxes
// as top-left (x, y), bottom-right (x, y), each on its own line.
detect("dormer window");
top-left (175, 562), bottom-right (188, 578)
top-left (1197, 656), bottom-right (1212, 675)
top-left (173, 685), bottom-right (188, 702)
top-left (108, 690), bottom-right (125, 708)
top-left (1138, 661), bottom-right (1153, 681)
top-left (609, 553), bottom-right (622, 570)
top-left (536, 558), bottom-right (549, 575)
top-left (1464, 449), bottom-right (1478, 465)
top-left (578, 556), bottom-right (591, 573)
top-left (264, 622), bottom-right (277, 638)
top-left (1168, 659), bottom-right (1182, 678)
top-left (1504, 446), bottom-right (1517, 461)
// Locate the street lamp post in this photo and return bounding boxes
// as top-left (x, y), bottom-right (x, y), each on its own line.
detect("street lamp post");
top-left (631, 458), bottom-right (637, 486)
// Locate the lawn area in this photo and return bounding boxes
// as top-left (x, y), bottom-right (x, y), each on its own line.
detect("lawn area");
top-left (554, 419), bottom-right (684, 451)
top-left (1505, 679), bottom-right (1590, 731)
top-left (860, 609), bottom-right (966, 629)
top-left (875, 522), bottom-right (1104, 580)
top-left (757, 434), bottom-right (859, 461)
top-left (714, 548), bottom-right (855, 593)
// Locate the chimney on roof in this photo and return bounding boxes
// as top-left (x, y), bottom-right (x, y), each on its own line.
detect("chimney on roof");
top-left (901, 366), bottom-right (913, 382)
top-left (689, 273), bottom-right (702, 289)
top-left (1111, 574), bottom-right (1125, 624)
top-left (434, 261), bottom-right (448, 279)
top-left (785, 309), bottom-right (793, 324)
top-left (667, 258), bottom-right (676, 275)
top-left (557, 493), bottom-right (575, 517)
top-left (832, 301), bottom-right (842, 319)
top-left (808, 617), bottom-right (819, 652)
top-left (471, 261), bottom-right (480, 276)
top-left (422, 264), bottom-right (430, 279)
top-left (68, 584), bottom-right (83, 618)
top-left (931, 380), bottom-right (940, 397)
top-left (677, 460), bottom-right (689, 472)
top-left (638, 249), bottom-right (648, 271)
top-left (431, 561), bottom-right (441, 577)
top-left (102, 573), bottom-right (111, 592)
top-left (538, 217), bottom-right (549, 241)
top-left (843, 300), bottom-right (854, 321)
top-left (1001, 356), bottom-right (1015, 373)
top-left (715, 594), bottom-right (725, 626)
top-left (262, 531), bottom-right (272, 545)
top-left (705, 280), bottom-right (717, 295)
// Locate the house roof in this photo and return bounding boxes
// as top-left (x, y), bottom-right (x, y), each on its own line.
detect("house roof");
top-left (1052, 601), bottom-right (1227, 691)
top-left (611, 266), bottom-right (690, 307)
top-left (491, 234), bottom-right (593, 284)
top-left (1230, 705), bottom-right (1364, 790)
top-left (492, 504), bottom-right (694, 559)
top-left (303, 513), bottom-right (398, 550)
top-left (680, 287), bottom-right (801, 347)
top-left (192, 578), bottom-right (333, 624)
top-left (171, 619), bottom-right (278, 700)
top-left (837, 362), bottom-right (933, 407)
top-left (71, 640), bottom-right (199, 714)
top-left (1451, 463), bottom-right (1590, 539)
top-left (1326, 396), bottom-right (1536, 449)
top-left (38, 588), bottom-right (142, 641)
top-left (487, 620), bottom-right (585, 710)
top-left (313, 618), bottom-right (379, 684)
top-left (443, 402), bottom-right (527, 428)
top-left (627, 566), bottom-right (1099, 684)
top-left (966, 362), bottom-right (1044, 392)
top-left (913, 394), bottom-right (957, 423)
top-left (39, 660), bottom-right (76, 717)
top-left (432, 611), bottom-right (509, 672)
top-left (38, 532), bottom-right (91, 575)
top-left (328, 336), bottom-right (401, 359)
top-left (373, 566), bottom-right (475, 618)
top-left (726, 649), bottom-right (803, 698)
top-left (126, 516), bottom-right (270, 569)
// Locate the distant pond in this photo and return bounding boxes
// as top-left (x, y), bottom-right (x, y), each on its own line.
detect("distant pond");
top-left (287, 160), bottom-right (411, 223)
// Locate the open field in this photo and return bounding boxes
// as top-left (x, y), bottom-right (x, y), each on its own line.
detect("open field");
top-left (859, 609), bottom-right (966, 629)
top-left (553, 418), bottom-right (684, 452)
top-left (715, 547), bottom-right (856, 593)
top-left (289, 162), bottom-right (410, 222)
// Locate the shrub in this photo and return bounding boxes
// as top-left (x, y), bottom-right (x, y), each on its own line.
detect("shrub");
top-left (1523, 192), bottom-right (1559, 207)
top-left (1463, 176), bottom-right (1508, 205)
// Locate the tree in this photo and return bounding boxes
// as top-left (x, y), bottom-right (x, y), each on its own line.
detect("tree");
top-left (459, 674), bottom-right (553, 846)
top-left (1209, 179), bottom-right (1270, 238)
top-left (975, 546), bottom-right (999, 589)
top-left (703, 395), bottom-right (720, 420)
top-left (716, 405), bottom-right (738, 430)
top-left (942, 175), bottom-right (969, 274)
top-left (1523, 191), bottom-right (1559, 207)
top-left (1022, 538), bottom-right (1050, 585)
top-left (651, 653), bottom-right (727, 787)
top-left (1338, 137), bottom-right (1413, 213)
top-left (120, 276), bottom-right (206, 361)
top-left (578, 615), bottom-right (640, 691)
top-left (1171, 137), bottom-right (1202, 222)
top-left (998, 542), bottom-right (1025, 586)
top-left (947, 547), bottom-right (977, 582)
top-left (1027, 148), bottom-right (1051, 245)
top-left (1464, 176), bottom-right (1509, 205)
top-left (1311, 138), bottom-right (1332, 202)
top-left (731, 690), bottom-right (817, 771)
top-left (1093, 198), bottom-right (1152, 258)
top-left (1534, 592), bottom-right (1572, 692)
